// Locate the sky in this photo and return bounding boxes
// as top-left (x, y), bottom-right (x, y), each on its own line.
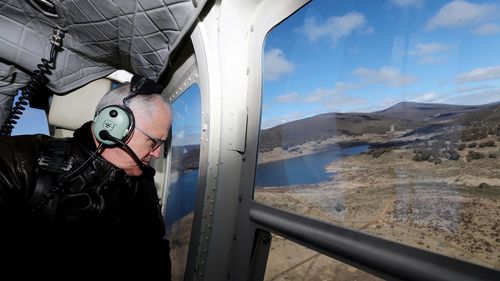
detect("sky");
top-left (261, 0), bottom-right (500, 128)
top-left (9, 0), bottom-right (500, 134)
top-left (171, 84), bottom-right (202, 146)
top-left (11, 91), bottom-right (49, 136)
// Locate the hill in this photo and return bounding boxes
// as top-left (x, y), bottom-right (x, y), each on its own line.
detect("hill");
top-left (259, 101), bottom-right (499, 152)
top-left (373, 101), bottom-right (483, 121)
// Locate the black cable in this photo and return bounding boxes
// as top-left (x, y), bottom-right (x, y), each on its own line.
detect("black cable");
top-left (99, 130), bottom-right (146, 169)
top-left (60, 143), bottom-right (105, 183)
top-left (0, 26), bottom-right (66, 136)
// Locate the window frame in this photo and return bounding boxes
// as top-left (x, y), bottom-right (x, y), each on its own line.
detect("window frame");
top-left (171, 0), bottom-right (500, 280)
top-left (162, 41), bottom-right (209, 280)
top-left (233, 1), bottom-right (500, 281)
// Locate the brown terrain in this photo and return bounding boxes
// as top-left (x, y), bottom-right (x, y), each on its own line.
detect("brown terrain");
top-left (255, 135), bottom-right (499, 280)
top-left (254, 102), bottom-right (500, 280)
top-left (167, 102), bottom-right (500, 280)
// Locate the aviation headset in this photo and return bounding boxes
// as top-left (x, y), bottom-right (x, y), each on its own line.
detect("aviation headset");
top-left (92, 75), bottom-right (164, 146)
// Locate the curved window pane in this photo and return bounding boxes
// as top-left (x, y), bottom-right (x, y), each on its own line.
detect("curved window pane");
top-left (256, 0), bottom-right (499, 270)
top-left (165, 84), bottom-right (201, 281)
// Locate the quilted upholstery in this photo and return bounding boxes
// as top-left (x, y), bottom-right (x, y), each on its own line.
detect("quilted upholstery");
top-left (0, 0), bottom-right (206, 126)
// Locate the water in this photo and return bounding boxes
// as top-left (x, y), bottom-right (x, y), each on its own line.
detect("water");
top-left (255, 144), bottom-right (369, 187)
top-left (165, 169), bottom-right (199, 227)
top-left (165, 144), bottom-right (369, 225)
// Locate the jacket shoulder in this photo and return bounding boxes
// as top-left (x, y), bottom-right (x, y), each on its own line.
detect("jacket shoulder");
top-left (0, 134), bottom-right (54, 195)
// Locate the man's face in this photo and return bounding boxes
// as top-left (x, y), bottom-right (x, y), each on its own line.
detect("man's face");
top-left (114, 101), bottom-right (171, 176)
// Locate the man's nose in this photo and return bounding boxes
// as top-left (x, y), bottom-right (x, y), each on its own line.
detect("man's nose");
top-left (149, 146), bottom-right (162, 158)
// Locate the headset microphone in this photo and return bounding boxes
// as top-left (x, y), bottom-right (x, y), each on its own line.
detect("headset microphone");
top-left (99, 130), bottom-right (145, 169)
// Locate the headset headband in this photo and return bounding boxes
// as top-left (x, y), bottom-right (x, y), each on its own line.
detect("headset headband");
top-left (123, 75), bottom-right (163, 107)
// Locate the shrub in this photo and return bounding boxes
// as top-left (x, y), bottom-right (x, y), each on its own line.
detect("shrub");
top-left (466, 151), bottom-right (485, 161)
top-left (461, 127), bottom-right (488, 142)
top-left (478, 183), bottom-right (490, 189)
top-left (479, 140), bottom-right (496, 148)
top-left (413, 149), bottom-right (431, 162)
top-left (447, 149), bottom-right (460, 160)
top-left (370, 147), bottom-right (392, 158)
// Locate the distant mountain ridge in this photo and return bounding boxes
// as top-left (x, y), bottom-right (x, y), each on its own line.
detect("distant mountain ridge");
top-left (259, 101), bottom-right (499, 152)
top-left (373, 101), bottom-right (484, 121)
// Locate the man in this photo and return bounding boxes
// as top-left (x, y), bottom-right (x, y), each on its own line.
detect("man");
top-left (0, 75), bottom-right (172, 279)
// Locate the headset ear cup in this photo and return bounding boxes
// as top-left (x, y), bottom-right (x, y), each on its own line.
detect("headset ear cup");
top-left (93, 105), bottom-right (134, 145)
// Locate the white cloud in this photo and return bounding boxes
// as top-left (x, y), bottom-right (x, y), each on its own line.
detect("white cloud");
top-left (456, 66), bottom-right (500, 83)
top-left (390, 0), bottom-right (424, 8)
top-left (305, 88), bottom-right (334, 103)
top-left (409, 43), bottom-right (450, 64)
top-left (304, 83), bottom-right (357, 103)
top-left (409, 91), bottom-right (442, 103)
top-left (300, 84), bottom-right (366, 112)
top-left (473, 23), bottom-right (500, 35)
top-left (426, 0), bottom-right (498, 30)
top-left (172, 130), bottom-right (185, 146)
top-left (261, 111), bottom-right (319, 129)
top-left (295, 12), bottom-right (370, 44)
top-left (409, 43), bottom-right (449, 56)
top-left (353, 66), bottom-right (416, 87)
top-left (264, 48), bottom-right (294, 81)
top-left (454, 85), bottom-right (493, 93)
top-left (448, 87), bottom-right (500, 104)
top-left (277, 92), bottom-right (300, 103)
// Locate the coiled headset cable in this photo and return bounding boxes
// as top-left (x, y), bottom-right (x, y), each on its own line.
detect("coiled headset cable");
top-left (0, 26), bottom-right (66, 136)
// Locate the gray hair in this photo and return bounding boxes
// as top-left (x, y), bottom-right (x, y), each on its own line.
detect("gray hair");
top-left (94, 82), bottom-right (167, 117)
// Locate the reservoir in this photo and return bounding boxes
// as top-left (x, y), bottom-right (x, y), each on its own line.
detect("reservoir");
top-left (255, 144), bottom-right (369, 187)
top-left (165, 169), bottom-right (198, 227)
top-left (166, 144), bottom-right (369, 225)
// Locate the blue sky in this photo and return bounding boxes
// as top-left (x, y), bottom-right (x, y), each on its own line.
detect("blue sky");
top-left (10, 0), bottom-right (500, 135)
top-left (171, 84), bottom-right (201, 146)
top-left (262, 0), bottom-right (500, 128)
top-left (11, 91), bottom-right (49, 136)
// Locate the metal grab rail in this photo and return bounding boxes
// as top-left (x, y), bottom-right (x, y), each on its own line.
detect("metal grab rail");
top-left (249, 202), bottom-right (500, 281)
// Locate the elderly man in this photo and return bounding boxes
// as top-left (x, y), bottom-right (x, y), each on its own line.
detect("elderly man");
top-left (0, 75), bottom-right (172, 279)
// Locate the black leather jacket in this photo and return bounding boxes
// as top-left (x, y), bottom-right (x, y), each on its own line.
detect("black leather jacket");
top-left (0, 121), bottom-right (165, 240)
top-left (0, 122), bottom-right (171, 278)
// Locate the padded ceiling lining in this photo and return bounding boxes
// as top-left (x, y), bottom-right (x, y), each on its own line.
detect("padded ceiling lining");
top-left (0, 0), bottom-right (206, 126)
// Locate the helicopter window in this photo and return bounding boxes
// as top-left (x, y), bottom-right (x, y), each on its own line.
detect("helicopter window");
top-left (165, 83), bottom-right (202, 281)
top-left (255, 0), bottom-right (499, 271)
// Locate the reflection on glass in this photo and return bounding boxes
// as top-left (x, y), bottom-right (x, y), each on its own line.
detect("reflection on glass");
top-left (255, 0), bottom-right (500, 271)
top-left (165, 84), bottom-right (201, 281)
top-left (264, 234), bottom-right (382, 281)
